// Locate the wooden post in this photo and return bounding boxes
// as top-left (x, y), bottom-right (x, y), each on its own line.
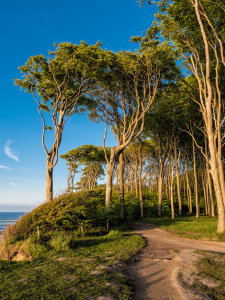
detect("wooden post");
top-left (37, 227), bottom-right (40, 237)
top-left (80, 223), bottom-right (84, 234)
top-left (107, 219), bottom-right (109, 232)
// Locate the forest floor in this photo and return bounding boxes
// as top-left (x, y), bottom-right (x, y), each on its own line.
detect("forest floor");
top-left (126, 222), bottom-right (225, 300)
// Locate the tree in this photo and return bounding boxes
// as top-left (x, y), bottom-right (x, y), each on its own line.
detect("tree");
top-left (89, 27), bottom-right (179, 214)
top-left (156, 0), bottom-right (225, 232)
top-left (15, 42), bottom-right (107, 202)
top-left (60, 152), bottom-right (79, 191)
top-left (61, 145), bottom-right (110, 191)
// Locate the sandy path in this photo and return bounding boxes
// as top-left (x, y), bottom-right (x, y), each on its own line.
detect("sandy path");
top-left (126, 222), bottom-right (225, 300)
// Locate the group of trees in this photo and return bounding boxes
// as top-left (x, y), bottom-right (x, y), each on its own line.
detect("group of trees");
top-left (15, 0), bottom-right (225, 233)
top-left (60, 145), bottom-right (109, 191)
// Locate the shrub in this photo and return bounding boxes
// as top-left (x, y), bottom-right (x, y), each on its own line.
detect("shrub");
top-left (4, 189), bottom-right (119, 241)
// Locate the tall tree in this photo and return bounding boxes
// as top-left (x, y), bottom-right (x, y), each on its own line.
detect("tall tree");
top-left (15, 42), bottom-right (107, 202)
top-left (156, 0), bottom-right (225, 232)
top-left (89, 27), bottom-right (179, 214)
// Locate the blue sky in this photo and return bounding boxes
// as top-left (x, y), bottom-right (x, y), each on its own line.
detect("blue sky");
top-left (0, 0), bottom-right (157, 211)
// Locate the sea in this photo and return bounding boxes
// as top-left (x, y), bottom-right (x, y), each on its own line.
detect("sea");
top-left (0, 212), bottom-right (27, 232)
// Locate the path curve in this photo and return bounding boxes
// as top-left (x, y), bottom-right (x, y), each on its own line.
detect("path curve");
top-left (126, 222), bottom-right (225, 300)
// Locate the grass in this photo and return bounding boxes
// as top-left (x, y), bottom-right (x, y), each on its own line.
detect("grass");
top-left (178, 250), bottom-right (225, 300)
top-left (142, 215), bottom-right (225, 241)
top-left (0, 230), bottom-right (145, 300)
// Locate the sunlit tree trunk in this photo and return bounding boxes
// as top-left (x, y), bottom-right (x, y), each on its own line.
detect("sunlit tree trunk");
top-left (119, 152), bottom-right (125, 218)
top-left (192, 138), bottom-right (200, 218)
top-left (138, 144), bottom-right (144, 218)
top-left (169, 157), bottom-right (175, 219)
top-left (175, 144), bottom-right (182, 215)
top-left (46, 160), bottom-right (53, 202)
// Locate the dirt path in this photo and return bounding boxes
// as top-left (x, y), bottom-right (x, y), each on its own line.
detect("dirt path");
top-left (126, 222), bottom-right (225, 300)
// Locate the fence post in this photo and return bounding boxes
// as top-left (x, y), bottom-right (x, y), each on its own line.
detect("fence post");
top-left (107, 219), bottom-right (109, 232)
top-left (80, 223), bottom-right (84, 234)
top-left (37, 227), bottom-right (40, 237)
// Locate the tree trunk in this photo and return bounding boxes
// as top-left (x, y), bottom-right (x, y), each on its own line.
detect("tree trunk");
top-left (207, 141), bottom-right (225, 232)
top-left (138, 145), bottom-right (144, 218)
top-left (202, 170), bottom-right (208, 215)
top-left (192, 0), bottom-right (225, 232)
top-left (135, 159), bottom-right (139, 197)
top-left (192, 138), bottom-right (200, 218)
top-left (185, 160), bottom-right (192, 213)
top-left (119, 152), bottom-right (125, 219)
top-left (158, 168), bottom-right (163, 217)
top-left (175, 145), bottom-right (182, 216)
top-left (105, 163), bottom-right (114, 209)
top-left (170, 158), bottom-right (175, 220)
top-left (46, 159), bottom-right (53, 202)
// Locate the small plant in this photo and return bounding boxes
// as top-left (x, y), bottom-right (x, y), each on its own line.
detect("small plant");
top-left (107, 230), bottom-right (123, 238)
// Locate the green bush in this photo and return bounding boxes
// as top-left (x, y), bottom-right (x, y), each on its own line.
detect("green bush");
top-left (5, 189), bottom-right (122, 240)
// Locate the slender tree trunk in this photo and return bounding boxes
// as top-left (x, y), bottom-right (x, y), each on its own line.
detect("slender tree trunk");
top-left (149, 175), bottom-right (152, 193)
top-left (46, 159), bottom-right (53, 202)
top-left (183, 172), bottom-right (186, 203)
top-left (208, 144), bottom-right (225, 232)
top-left (170, 158), bottom-right (175, 219)
top-left (105, 148), bottom-right (117, 209)
top-left (193, 0), bottom-right (225, 233)
top-left (158, 166), bottom-right (163, 217)
top-left (67, 175), bottom-right (70, 191)
top-left (105, 163), bottom-right (114, 209)
top-left (147, 157), bottom-right (152, 193)
top-left (138, 145), bottom-right (144, 218)
top-left (119, 152), bottom-right (125, 219)
top-left (135, 159), bottom-right (139, 197)
top-left (155, 164), bottom-right (159, 195)
top-left (165, 166), bottom-right (169, 199)
top-left (202, 170), bottom-right (208, 215)
top-left (192, 138), bottom-right (200, 218)
top-left (175, 145), bottom-right (182, 215)
top-left (185, 160), bottom-right (192, 213)
top-left (208, 172), bottom-right (215, 217)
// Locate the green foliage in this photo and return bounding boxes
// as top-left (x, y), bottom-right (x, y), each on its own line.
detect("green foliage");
top-left (8, 189), bottom-right (107, 240)
top-left (6, 189), bottom-right (128, 240)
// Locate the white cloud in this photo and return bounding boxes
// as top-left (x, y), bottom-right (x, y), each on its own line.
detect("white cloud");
top-left (0, 165), bottom-right (10, 169)
top-left (4, 140), bottom-right (19, 162)
top-left (10, 182), bottom-right (16, 186)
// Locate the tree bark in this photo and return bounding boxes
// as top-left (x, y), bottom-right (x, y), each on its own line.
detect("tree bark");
top-left (158, 169), bottom-right (163, 217)
top-left (105, 163), bottom-right (115, 209)
top-left (192, 138), bottom-right (200, 218)
top-left (170, 158), bottom-right (175, 219)
top-left (138, 144), bottom-right (144, 218)
top-left (46, 159), bottom-right (53, 202)
top-left (175, 144), bottom-right (182, 216)
top-left (135, 159), bottom-right (139, 197)
top-left (119, 152), bottom-right (125, 219)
